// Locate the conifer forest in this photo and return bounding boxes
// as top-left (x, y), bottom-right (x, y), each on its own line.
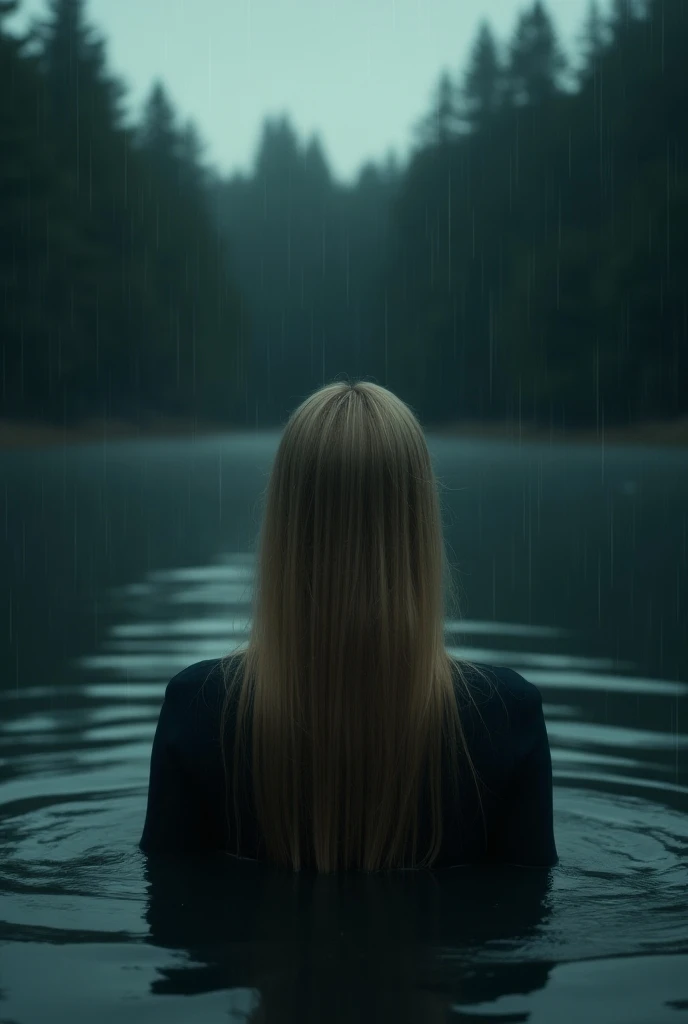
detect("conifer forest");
top-left (1, 0), bottom-right (686, 432)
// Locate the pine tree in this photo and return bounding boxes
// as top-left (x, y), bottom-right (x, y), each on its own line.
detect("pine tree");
top-left (254, 115), bottom-right (301, 182)
top-left (0, 0), bottom-right (57, 417)
top-left (38, 0), bottom-right (124, 173)
top-left (178, 120), bottom-right (206, 193)
top-left (508, 1), bottom-right (567, 105)
top-left (463, 21), bottom-right (503, 129)
top-left (303, 135), bottom-right (332, 192)
top-left (415, 70), bottom-right (460, 148)
top-left (32, 0), bottom-right (136, 421)
top-left (139, 84), bottom-right (209, 199)
top-left (140, 81), bottom-right (180, 179)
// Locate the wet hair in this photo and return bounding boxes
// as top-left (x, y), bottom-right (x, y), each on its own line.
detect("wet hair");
top-left (221, 379), bottom-right (489, 872)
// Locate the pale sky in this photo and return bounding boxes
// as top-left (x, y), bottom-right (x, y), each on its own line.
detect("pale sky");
top-left (12, 0), bottom-right (598, 183)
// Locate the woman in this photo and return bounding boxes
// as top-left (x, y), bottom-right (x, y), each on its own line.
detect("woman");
top-left (140, 380), bottom-right (558, 872)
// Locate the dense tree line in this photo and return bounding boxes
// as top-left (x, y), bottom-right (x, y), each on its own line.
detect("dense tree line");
top-left (381, 0), bottom-right (688, 428)
top-left (213, 126), bottom-right (400, 424)
top-left (1, 0), bottom-right (686, 431)
top-left (210, 0), bottom-right (688, 430)
top-left (0, 0), bottom-right (246, 425)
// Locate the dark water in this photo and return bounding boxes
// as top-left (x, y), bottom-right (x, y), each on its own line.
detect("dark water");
top-left (1, 433), bottom-right (687, 1024)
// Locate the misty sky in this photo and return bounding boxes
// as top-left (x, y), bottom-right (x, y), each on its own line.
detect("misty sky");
top-left (13, 0), bottom-right (598, 183)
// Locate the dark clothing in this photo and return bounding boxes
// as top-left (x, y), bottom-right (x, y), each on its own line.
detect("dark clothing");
top-left (139, 655), bottom-right (558, 868)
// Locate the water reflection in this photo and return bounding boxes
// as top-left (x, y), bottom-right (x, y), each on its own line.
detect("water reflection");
top-left (144, 853), bottom-right (554, 1020)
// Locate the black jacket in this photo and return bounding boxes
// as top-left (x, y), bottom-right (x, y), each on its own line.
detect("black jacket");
top-left (140, 655), bottom-right (558, 868)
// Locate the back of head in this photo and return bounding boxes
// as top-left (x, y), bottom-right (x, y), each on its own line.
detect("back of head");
top-left (223, 379), bottom-right (476, 872)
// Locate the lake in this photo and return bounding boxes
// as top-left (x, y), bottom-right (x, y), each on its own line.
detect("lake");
top-left (0, 432), bottom-right (687, 1024)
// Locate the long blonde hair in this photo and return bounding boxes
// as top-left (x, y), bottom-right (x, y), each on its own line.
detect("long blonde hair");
top-left (221, 379), bottom-right (487, 872)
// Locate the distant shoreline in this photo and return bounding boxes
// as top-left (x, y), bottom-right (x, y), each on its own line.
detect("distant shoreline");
top-left (430, 416), bottom-right (688, 447)
top-left (1, 414), bottom-right (687, 450)
top-left (0, 416), bottom-right (234, 450)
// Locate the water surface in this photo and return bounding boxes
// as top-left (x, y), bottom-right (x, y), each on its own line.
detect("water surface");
top-left (1, 434), bottom-right (687, 1023)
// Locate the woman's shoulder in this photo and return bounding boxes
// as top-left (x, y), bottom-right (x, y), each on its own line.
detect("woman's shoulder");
top-left (449, 659), bottom-right (545, 745)
top-left (164, 657), bottom-right (224, 705)
top-left (162, 653), bottom-right (247, 728)
top-left (452, 659), bottom-right (542, 706)
top-left (447, 659), bottom-right (549, 805)
top-left (159, 654), bottom-right (247, 771)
